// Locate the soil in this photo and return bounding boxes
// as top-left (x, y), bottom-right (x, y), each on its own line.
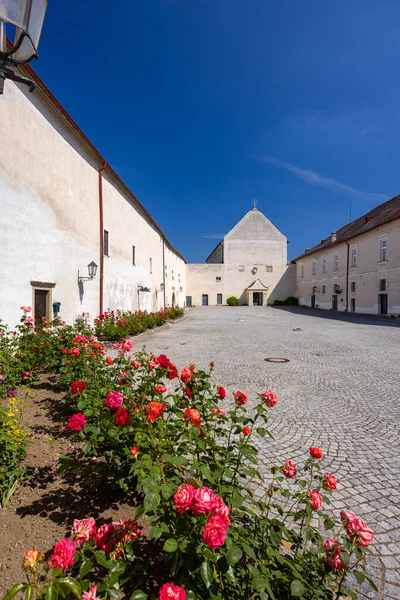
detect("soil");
top-left (0, 376), bottom-right (138, 597)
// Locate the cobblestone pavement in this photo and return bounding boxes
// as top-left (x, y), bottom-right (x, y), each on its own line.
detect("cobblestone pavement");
top-left (118, 306), bottom-right (400, 599)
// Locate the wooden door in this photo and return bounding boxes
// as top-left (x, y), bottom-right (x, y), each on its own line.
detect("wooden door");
top-left (202, 294), bottom-right (208, 306)
top-left (35, 290), bottom-right (48, 325)
top-left (332, 295), bottom-right (338, 311)
top-left (379, 294), bottom-right (388, 315)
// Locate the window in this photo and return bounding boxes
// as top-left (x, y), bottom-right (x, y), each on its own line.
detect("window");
top-left (351, 298), bottom-right (355, 312)
top-left (265, 265), bottom-right (273, 272)
top-left (301, 265), bottom-right (305, 278)
top-left (322, 258), bottom-right (327, 274)
top-left (239, 265), bottom-right (244, 272)
top-left (350, 281), bottom-right (356, 293)
top-left (333, 255), bottom-right (339, 272)
top-left (216, 276), bottom-right (222, 282)
top-left (380, 238), bottom-right (388, 262)
top-left (351, 247), bottom-right (357, 268)
top-left (322, 285), bottom-right (326, 294)
top-left (149, 257), bottom-right (152, 274)
top-left (104, 230), bottom-right (110, 256)
top-left (217, 294), bottom-right (223, 305)
top-left (379, 278), bottom-right (387, 291)
top-left (132, 245), bottom-right (136, 266)
top-left (312, 261), bottom-right (316, 276)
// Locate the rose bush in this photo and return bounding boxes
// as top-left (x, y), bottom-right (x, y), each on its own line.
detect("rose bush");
top-left (2, 309), bottom-right (378, 599)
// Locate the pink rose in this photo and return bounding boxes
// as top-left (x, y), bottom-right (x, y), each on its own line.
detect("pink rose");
top-left (173, 484), bottom-right (196, 514)
top-left (260, 390), bottom-right (277, 407)
top-left (346, 517), bottom-right (374, 547)
top-left (180, 367), bottom-right (193, 383)
top-left (68, 413), bottom-right (86, 431)
top-left (234, 391), bottom-right (248, 406)
top-left (202, 516), bottom-right (228, 550)
top-left (105, 391), bottom-right (123, 410)
top-left (217, 386), bottom-right (226, 399)
top-left (306, 489), bottom-right (323, 510)
top-left (155, 384), bottom-right (167, 394)
top-left (219, 408), bottom-right (226, 417)
top-left (159, 582), bottom-right (186, 600)
top-left (132, 360), bottom-right (140, 369)
top-left (282, 460), bottom-right (297, 478)
top-left (322, 473), bottom-right (337, 491)
top-left (213, 497), bottom-right (231, 526)
top-left (20, 306), bottom-right (32, 312)
top-left (71, 518), bottom-right (97, 544)
top-left (340, 511), bottom-right (356, 528)
top-left (191, 487), bottom-right (219, 514)
top-left (51, 538), bottom-right (76, 571)
top-left (323, 539), bottom-right (345, 570)
top-left (82, 585), bottom-right (100, 600)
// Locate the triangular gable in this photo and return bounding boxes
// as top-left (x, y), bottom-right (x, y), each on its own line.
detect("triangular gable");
top-left (225, 209), bottom-right (286, 242)
top-left (247, 279), bottom-right (269, 290)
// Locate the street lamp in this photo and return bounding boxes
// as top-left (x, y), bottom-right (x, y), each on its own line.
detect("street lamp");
top-left (0, 0), bottom-right (48, 94)
top-left (78, 261), bottom-right (98, 285)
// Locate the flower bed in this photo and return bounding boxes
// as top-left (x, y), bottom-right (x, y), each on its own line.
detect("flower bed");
top-left (93, 307), bottom-right (184, 341)
top-left (1, 308), bottom-right (377, 599)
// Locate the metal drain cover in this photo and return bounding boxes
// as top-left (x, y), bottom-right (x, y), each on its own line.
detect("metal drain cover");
top-left (264, 357), bottom-right (290, 363)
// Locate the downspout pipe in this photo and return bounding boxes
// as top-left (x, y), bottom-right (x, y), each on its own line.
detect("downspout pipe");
top-left (345, 241), bottom-right (350, 312)
top-left (162, 240), bottom-right (166, 308)
top-left (99, 162), bottom-right (107, 315)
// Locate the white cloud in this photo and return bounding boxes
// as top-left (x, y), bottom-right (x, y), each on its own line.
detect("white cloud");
top-left (261, 157), bottom-right (387, 201)
top-left (202, 234), bottom-right (225, 239)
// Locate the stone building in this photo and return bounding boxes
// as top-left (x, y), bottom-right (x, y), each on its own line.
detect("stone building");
top-left (294, 196), bottom-right (400, 315)
top-left (0, 66), bottom-right (186, 328)
top-left (186, 207), bottom-right (295, 306)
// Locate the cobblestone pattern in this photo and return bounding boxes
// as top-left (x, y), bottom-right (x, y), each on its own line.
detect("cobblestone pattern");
top-left (111, 306), bottom-right (400, 599)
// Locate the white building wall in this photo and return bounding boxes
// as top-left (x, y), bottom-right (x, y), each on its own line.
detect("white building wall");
top-left (0, 79), bottom-right (185, 328)
top-left (296, 220), bottom-right (400, 315)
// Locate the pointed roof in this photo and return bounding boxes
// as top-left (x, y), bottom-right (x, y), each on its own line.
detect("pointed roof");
top-left (247, 279), bottom-right (269, 290)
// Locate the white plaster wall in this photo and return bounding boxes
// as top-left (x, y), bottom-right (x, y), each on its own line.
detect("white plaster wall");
top-left (0, 80), bottom-right (185, 327)
top-left (296, 220), bottom-right (400, 314)
top-left (186, 264), bottom-right (224, 306)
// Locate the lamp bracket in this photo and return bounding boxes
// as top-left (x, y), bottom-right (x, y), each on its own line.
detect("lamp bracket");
top-left (0, 61), bottom-right (36, 94)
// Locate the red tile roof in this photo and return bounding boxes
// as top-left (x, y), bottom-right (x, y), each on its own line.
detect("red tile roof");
top-left (294, 195), bottom-right (400, 261)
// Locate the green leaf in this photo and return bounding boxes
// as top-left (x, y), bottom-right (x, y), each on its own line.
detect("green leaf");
top-left (252, 576), bottom-right (266, 593)
top-left (290, 580), bottom-right (305, 597)
top-left (256, 427), bottom-right (266, 438)
top-left (79, 559), bottom-right (93, 578)
top-left (242, 543), bottom-right (257, 561)
top-left (4, 583), bottom-right (27, 600)
top-left (95, 550), bottom-right (112, 569)
top-left (56, 578), bottom-right (81, 600)
top-left (25, 586), bottom-right (34, 600)
top-left (45, 584), bottom-right (58, 600)
top-left (163, 538), bottom-right (179, 553)
top-left (365, 575), bottom-right (379, 592)
top-left (130, 592), bottom-right (148, 600)
top-left (201, 560), bottom-right (214, 589)
top-left (144, 491), bottom-right (161, 513)
top-left (226, 545), bottom-right (243, 565)
top-left (149, 525), bottom-right (163, 541)
top-left (354, 571), bottom-right (366, 585)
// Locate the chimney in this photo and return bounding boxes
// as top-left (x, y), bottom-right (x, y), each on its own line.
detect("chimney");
top-left (331, 232), bottom-right (337, 242)
top-left (305, 248), bottom-right (311, 253)
top-left (365, 216), bottom-right (373, 223)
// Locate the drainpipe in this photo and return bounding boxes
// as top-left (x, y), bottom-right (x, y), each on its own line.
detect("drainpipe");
top-left (162, 240), bottom-right (166, 307)
top-left (345, 241), bottom-right (350, 312)
top-left (99, 162), bottom-right (107, 315)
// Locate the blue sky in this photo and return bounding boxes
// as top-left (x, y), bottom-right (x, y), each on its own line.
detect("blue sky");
top-left (35, 0), bottom-right (400, 261)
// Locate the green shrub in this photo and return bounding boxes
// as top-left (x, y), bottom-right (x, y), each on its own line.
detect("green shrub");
top-left (272, 299), bottom-right (283, 306)
top-left (226, 296), bottom-right (239, 306)
top-left (285, 296), bottom-right (298, 305)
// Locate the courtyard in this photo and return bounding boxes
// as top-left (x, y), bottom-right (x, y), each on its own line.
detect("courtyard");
top-left (136, 305), bottom-right (400, 599)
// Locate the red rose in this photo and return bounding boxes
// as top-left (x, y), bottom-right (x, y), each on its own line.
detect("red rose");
top-left (105, 356), bottom-right (113, 365)
top-left (51, 538), bottom-right (76, 571)
top-left (217, 386), bottom-right (226, 399)
top-left (306, 489), bottom-right (323, 510)
top-left (322, 473), bottom-right (337, 491)
top-left (155, 384), bottom-right (167, 394)
top-left (310, 446), bottom-right (323, 459)
top-left (191, 487), bottom-right (219, 514)
top-left (234, 390), bottom-right (248, 406)
top-left (340, 511), bottom-right (356, 528)
top-left (210, 362), bottom-right (215, 367)
top-left (184, 408), bottom-right (201, 427)
top-left (70, 381), bottom-right (85, 395)
top-left (180, 367), bottom-right (193, 383)
top-left (114, 407), bottom-right (130, 427)
top-left (323, 539), bottom-right (345, 570)
top-left (242, 426), bottom-right (251, 436)
top-left (260, 390), bottom-right (277, 407)
top-left (346, 517), bottom-right (374, 547)
top-left (202, 516), bottom-right (228, 550)
top-left (157, 354), bottom-right (173, 369)
top-left (282, 460), bottom-right (297, 478)
top-left (68, 413), bottom-right (86, 431)
top-left (130, 446), bottom-right (139, 456)
top-left (61, 348), bottom-right (68, 354)
top-left (70, 347), bottom-right (80, 357)
top-left (173, 483), bottom-right (195, 514)
top-left (146, 401), bottom-right (166, 422)
top-left (167, 365), bottom-right (178, 379)
top-left (159, 582), bottom-right (186, 600)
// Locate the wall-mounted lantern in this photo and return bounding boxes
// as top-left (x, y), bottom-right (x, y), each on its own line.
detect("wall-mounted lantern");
top-left (0, 0), bottom-right (48, 94)
top-left (160, 282), bottom-right (164, 291)
top-left (179, 287), bottom-right (183, 293)
top-left (78, 261), bottom-right (98, 285)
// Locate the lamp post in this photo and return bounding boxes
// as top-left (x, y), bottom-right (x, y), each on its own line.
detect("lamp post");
top-left (0, 0), bottom-right (48, 95)
top-left (78, 261), bottom-right (98, 285)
